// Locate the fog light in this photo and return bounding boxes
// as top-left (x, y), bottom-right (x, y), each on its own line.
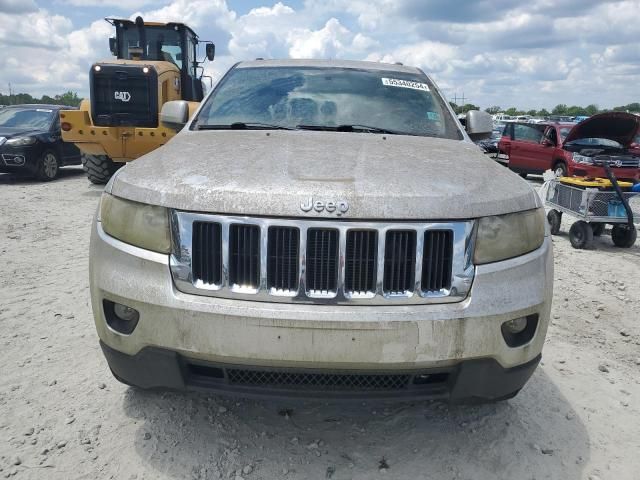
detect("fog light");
top-left (103, 300), bottom-right (139, 335)
top-left (501, 314), bottom-right (539, 348)
top-left (142, 66), bottom-right (149, 74)
top-left (503, 317), bottom-right (527, 334)
top-left (94, 65), bottom-right (101, 72)
top-left (114, 303), bottom-right (139, 322)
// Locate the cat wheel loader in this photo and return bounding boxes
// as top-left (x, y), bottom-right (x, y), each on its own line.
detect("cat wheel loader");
top-left (60, 17), bottom-right (215, 184)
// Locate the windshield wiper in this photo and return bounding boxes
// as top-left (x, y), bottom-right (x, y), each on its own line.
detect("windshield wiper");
top-left (197, 122), bottom-right (295, 131)
top-left (296, 124), bottom-right (408, 135)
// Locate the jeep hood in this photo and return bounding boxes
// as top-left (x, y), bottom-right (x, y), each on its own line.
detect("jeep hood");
top-left (111, 130), bottom-right (541, 220)
top-left (564, 112), bottom-right (640, 147)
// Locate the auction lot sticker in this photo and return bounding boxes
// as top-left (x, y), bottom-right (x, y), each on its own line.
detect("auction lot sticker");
top-left (381, 78), bottom-right (430, 91)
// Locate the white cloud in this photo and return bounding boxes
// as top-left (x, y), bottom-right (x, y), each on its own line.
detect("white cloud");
top-left (134, 0), bottom-right (235, 31)
top-left (59, 0), bottom-right (156, 8)
top-left (0, 0), bottom-right (37, 14)
top-left (0, 0), bottom-right (638, 110)
top-left (227, 2), bottom-right (295, 59)
top-left (287, 18), bottom-right (351, 58)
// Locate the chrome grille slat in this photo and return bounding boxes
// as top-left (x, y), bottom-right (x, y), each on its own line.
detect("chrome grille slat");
top-left (383, 230), bottom-right (416, 295)
top-left (345, 230), bottom-right (377, 295)
top-left (306, 228), bottom-right (339, 295)
top-left (267, 226), bottom-right (299, 293)
top-left (191, 222), bottom-right (222, 286)
top-left (423, 230), bottom-right (453, 292)
top-left (170, 213), bottom-right (475, 305)
top-left (229, 224), bottom-right (260, 290)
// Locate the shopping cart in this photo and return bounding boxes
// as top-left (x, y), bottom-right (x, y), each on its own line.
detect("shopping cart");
top-left (544, 164), bottom-right (639, 249)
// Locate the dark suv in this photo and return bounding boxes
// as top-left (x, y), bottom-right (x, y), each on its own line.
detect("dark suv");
top-left (499, 112), bottom-right (640, 181)
top-left (0, 104), bottom-right (81, 181)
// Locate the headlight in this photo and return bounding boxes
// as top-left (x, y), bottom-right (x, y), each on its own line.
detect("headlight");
top-left (474, 208), bottom-right (545, 264)
top-left (6, 136), bottom-right (36, 146)
top-left (572, 152), bottom-right (594, 165)
top-left (100, 194), bottom-right (171, 253)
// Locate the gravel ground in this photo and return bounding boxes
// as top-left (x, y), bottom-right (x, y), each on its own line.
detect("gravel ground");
top-left (1, 169), bottom-right (639, 480)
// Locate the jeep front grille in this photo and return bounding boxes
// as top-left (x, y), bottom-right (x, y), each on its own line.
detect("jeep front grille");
top-left (170, 213), bottom-right (475, 305)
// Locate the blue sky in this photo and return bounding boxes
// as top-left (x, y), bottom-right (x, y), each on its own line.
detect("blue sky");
top-left (1, 0), bottom-right (639, 110)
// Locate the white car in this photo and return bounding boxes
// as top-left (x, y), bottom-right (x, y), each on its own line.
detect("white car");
top-left (90, 59), bottom-right (553, 402)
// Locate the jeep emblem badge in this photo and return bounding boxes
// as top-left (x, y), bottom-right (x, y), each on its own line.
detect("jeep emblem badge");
top-left (114, 91), bottom-right (131, 102)
top-left (300, 197), bottom-right (349, 216)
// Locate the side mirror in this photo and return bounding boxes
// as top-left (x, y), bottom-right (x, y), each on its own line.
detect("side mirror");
top-left (465, 110), bottom-right (493, 141)
top-left (109, 37), bottom-right (117, 56)
top-left (160, 101), bottom-right (190, 131)
top-left (206, 43), bottom-right (215, 61)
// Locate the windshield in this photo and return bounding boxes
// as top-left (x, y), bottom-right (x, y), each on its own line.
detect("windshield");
top-left (565, 137), bottom-right (623, 148)
top-left (559, 127), bottom-right (572, 141)
top-left (0, 108), bottom-right (53, 130)
top-left (194, 66), bottom-right (461, 138)
top-left (118, 25), bottom-right (183, 68)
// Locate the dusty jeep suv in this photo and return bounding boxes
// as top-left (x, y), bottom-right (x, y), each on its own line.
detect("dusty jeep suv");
top-left (90, 59), bottom-right (553, 402)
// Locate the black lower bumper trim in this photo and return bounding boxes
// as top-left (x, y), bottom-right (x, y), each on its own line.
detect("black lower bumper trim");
top-left (100, 341), bottom-right (540, 402)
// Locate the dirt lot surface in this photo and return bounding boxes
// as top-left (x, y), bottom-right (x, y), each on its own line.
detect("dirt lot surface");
top-left (1, 169), bottom-right (639, 480)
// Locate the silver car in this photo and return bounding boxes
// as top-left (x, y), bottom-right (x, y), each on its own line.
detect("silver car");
top-left (90, 59), bottom-right (553, 402)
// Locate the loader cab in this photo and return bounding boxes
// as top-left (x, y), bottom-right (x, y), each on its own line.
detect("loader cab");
top-left (108, 17), bottom-right (213, 102)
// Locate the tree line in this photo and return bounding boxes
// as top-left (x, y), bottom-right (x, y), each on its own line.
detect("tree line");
top-left (450, 102), bottom-right (640, 117)
top-left (0, 91), bottom-right (82, 107)
top-left (2, 90), bottom-right (639, 118)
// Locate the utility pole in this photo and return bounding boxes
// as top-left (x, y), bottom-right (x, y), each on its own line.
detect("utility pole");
top-left (452, 92), bottom-right (467, 106)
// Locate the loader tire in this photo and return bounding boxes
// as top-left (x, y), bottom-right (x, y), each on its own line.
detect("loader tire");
top-left (82, 154), bottom-right (121, 185)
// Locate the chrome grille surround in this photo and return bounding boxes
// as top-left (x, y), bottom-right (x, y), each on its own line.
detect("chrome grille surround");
top-left (170, 211), bottom-right (476, 305)
top-left (593, 155), bottom-right (640, 168)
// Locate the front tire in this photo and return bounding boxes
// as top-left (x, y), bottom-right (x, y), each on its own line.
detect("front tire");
top-left (36, 150), bottom-right (60, 181)
top-left (611, 224), bottom-right (637, 248)
top-left (553, 161), bottom-right (568, 178)
top-left (82, 154), bottom-right (121, 185)
top-left (569, 221), bottom-right (593, 249)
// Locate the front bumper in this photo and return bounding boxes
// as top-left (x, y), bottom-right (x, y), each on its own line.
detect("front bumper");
top-left (101, 340), bottom-right (541, 401)
top-left (570, 164), bottom-right (640, 182)
top-left (0, 146), bottom-right (37, 173)
top-left (90, 221), bottom-right (553, 400)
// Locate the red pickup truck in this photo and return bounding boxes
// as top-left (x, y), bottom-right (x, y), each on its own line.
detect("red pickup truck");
top-left (498, 112), bottom-right (640, 181)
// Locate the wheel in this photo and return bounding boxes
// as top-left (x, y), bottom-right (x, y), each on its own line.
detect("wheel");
top-left (82, 154), bottom-right (121, 185)
top-left (547, 210), bottom-right (562, 235)
top-left (35, 150), bottom-right (60, 181)
top-left (553, 161), bottom-right (567, 178)
top-left (591, 223), bottom-right (605, 236)
top-left (569, 221), bottom-right (593, 249)
top-left (519, 173), bottom-right (528, 179)
top-left (611, 224), bottom-right (637, 248)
